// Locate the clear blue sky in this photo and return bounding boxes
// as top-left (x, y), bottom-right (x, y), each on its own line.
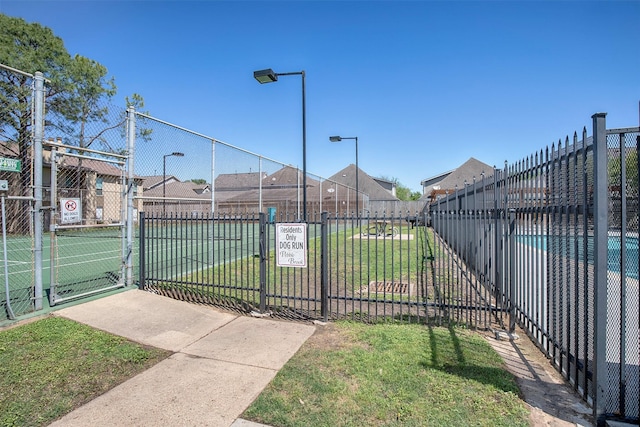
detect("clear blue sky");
top-left (2, 0), bottom-right (639, 192)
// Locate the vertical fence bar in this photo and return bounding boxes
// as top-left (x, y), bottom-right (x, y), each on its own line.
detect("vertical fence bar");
top-left (126, 107), bottom-right (136, 286)
top-left (509, 208), bottom-right (516, 332)
top-left (48, 149), bottom-right (58, 306)
top-left (581, 127), bottom-right (590, 400)
top-left (33, 72), bottom-right (44, 310)
top-left (259, 212), bottom-right (267, 313)
top-left (572, 131), bottom-right (580, 391)
top-left (617, 131), bottom-right (628, 417)
top-left (592, 112), bottom-right (608, 423)
top-left (139, 211), bottom-right (146, 289)
top-left (321, 212), bottom-right (328, 321)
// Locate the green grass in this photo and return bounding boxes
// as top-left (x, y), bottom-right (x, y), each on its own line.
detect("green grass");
top-left (0, 316), bottom-right (170, 427)
top-left (243, 322), bottom-right (529, 427)
top-left (172, 225), bottom-right (433, 304)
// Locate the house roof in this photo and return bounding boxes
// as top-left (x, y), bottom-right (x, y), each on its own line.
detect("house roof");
top-left (328, 164), bottom-right (399, 202)
top-left (263, 166), bottom-right (305, 188)
top-left (57, 155), bottom-right (138, 179)
top-left (215, 172), bottom-right (266, 190)
top-left (423, 158), bottom-right (494, 200)
top-left (434, 158), bottom-right (493, 190)
top-left (420, 170), bottom-right (454, 187)
top-left (144, 180), bottom-right (212, 198)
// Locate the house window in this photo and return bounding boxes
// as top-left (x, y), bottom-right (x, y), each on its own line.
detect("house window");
top-left (96, 177), bottom-right (103, 196)
top-left (96, 207), bottom-right (103, 221)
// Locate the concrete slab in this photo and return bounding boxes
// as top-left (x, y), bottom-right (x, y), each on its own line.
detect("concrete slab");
top-left (51, 290), bottom-right (316, 427)
top-left (183, 316), bottom-right (316, 370)
top-left (49, 353), bottom-right (277, 427)
top-left (54, 289), bottom-right (237, 352)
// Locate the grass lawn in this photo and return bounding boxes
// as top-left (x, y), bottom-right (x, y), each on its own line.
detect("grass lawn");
top-left (0, 315), bottom-right (530, 427)
top-left (243, 322), bottom-right (530, 427)
top-left (0, 316), bottom-right (171, 427)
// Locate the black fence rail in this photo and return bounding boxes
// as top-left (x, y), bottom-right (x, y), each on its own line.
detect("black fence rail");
top-left (430, 114), bottom-right (639, 425)
top-left (139, 210), bottom-right (506, 327)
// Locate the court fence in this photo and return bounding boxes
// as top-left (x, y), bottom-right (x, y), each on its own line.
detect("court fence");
top-left (430, 113), bottom-right (639, 425)
top-left (1, 64), bottom-right (136, 320)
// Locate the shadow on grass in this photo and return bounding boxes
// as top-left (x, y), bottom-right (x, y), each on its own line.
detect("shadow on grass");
top-left (423, 324), bottom-right (521, 395)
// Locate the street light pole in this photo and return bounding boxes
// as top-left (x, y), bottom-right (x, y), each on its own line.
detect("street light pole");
top-left (163, 151), bottom-right (184, 216)
top-left (254, 68), bottom-right (307, 222)
top-left (329, 136), bottom-right (358, 217)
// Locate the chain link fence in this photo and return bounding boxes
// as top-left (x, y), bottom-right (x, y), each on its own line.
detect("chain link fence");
top-left (0, 65), bottom-right (37, 318)
top-left (132, 113), bottom-right (362, 220)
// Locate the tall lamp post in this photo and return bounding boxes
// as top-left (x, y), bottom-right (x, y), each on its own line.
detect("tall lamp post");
top-left (163, 151), bottom-right (184, 216)
top-left (329, 136), bottom-right (358, 216)
top-left (254, 68), bottom-right (307, 222)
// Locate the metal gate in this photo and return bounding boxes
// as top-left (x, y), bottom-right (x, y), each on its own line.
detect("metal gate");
top-left (46, 142), bottom-right (128, 305)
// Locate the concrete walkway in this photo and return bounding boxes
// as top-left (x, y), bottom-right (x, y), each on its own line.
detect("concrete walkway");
top-left (49, 289), bottom-right (315, 427)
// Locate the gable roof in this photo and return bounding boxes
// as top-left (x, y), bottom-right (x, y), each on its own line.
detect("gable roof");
top-left (434, 158), bottom-right (493, 191)
top-left (422, 158), bottom-right (494, 201)
top-left (143, 180), bottom-right (211, 198)
top-left (215, 172), bottom-right (266, 190)
top-left (328, 164), bottom-right (399, 202)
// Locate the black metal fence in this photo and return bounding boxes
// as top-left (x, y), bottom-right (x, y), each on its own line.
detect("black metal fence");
top-left (138, 210), bottom-right (508, 327)
top-left (430, 113), bottom-right (639, 425)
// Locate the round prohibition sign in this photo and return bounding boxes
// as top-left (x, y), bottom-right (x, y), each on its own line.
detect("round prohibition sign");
top-left (65, 200), bottom-right (77, 211)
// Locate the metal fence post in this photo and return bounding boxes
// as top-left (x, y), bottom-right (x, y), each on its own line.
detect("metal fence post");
top-left (33, 72), bottom-right (44, 310)
top-left (508, 208), bottom-right (516, 333)
top-left (320, 212), bottom-right (328, 321)
top-left (138, 211), bottom-right (145, 289)
top-left (592, 112), bottom-right (608, 423)
top-left (48, 148), bottom-right (58, 306)
top-left (126, 106), bottom-right (136, 286)
top-left (259, 212), bottom-right (267, 313)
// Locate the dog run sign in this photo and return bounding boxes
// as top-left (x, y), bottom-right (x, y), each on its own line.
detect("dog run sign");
top-left (275, 223), bottom-right (307, 268)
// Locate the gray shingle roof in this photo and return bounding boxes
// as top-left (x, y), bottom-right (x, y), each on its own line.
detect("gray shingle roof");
top-left (433, 158), bottom-right (493, 191)
top-left (328, 164), bottom-right (398, 202)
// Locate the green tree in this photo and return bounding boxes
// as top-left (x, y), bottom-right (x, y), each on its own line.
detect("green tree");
top-left (190, 179), bottom-right (207, 185)
top-left (0, 14), bottom-right (70, 172)
top-left (1, 14), bottom-right (149, 156)
top-left (53, 54), bottom-right (117, 150)
top-left (378, 176), bottom-right (421, 201)
top-left (1, 14), bottom-right (150, 232)
top-left (608, 147), bottom-right (638, 196)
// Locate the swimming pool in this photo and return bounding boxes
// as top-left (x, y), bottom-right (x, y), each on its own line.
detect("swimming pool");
top-left (517, 235), bottom-right (639, 279)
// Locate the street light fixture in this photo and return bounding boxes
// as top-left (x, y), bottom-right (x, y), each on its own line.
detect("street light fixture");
top-left (163, 151), bottom-right (184, 216)
top-left (330, 136), bottom-right (359, 217)
top-left (254, 68), bottom-right (307, 222)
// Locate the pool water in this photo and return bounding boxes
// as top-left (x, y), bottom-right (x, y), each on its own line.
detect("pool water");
top-left (518, 235), bottom-right (639, 279)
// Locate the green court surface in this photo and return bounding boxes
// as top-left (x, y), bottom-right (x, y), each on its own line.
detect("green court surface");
top-left (1, 221), bottom-right (325, 317)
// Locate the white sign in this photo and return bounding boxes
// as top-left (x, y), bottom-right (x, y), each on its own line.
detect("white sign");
top-left (60, 198), bottom-right (82, 224)
top-left (275, 223), bottom-right (307, 268)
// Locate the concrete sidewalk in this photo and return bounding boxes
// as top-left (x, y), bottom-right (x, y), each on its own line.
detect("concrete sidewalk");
top-left (49, 289), bottom-right (316, 427)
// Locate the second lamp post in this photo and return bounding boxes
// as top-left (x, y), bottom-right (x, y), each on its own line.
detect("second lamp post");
top-left (329, 136), bottom-right (358, 216)
top-left (163, 151), bottom-right (184, 216)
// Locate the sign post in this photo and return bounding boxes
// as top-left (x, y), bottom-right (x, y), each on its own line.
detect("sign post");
top-left (275, 223), bottom-right (307, 268)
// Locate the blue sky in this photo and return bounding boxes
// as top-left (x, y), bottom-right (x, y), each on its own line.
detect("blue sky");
top-left (1, 0), bottom-right (639, 192)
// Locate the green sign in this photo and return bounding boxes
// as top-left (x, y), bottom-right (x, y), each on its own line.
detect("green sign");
top-left (0, 157), bottom-right (21, 173)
